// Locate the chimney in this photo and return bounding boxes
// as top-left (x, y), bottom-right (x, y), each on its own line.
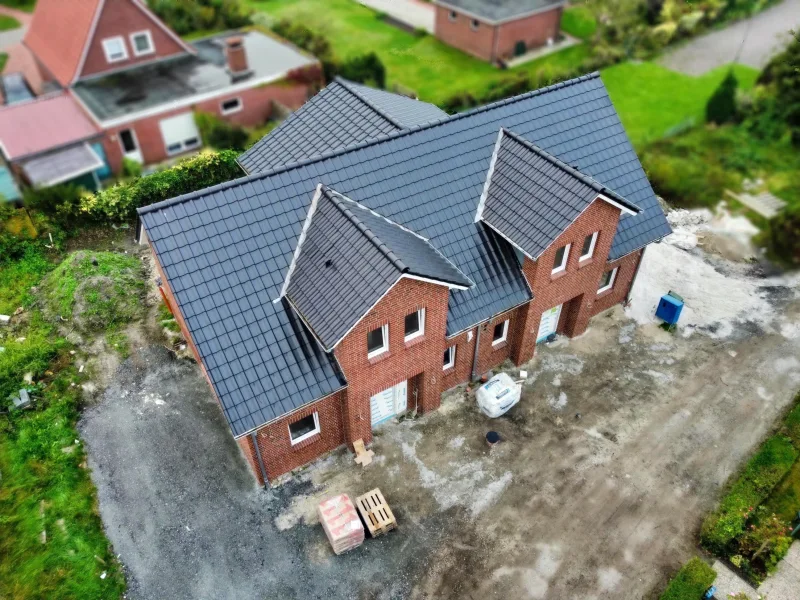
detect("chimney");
top-left (225, 37), bottom-right (250, 79)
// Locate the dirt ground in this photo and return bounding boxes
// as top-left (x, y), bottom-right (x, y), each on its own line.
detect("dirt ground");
top-left (77, 215), bottom-right (800, 600)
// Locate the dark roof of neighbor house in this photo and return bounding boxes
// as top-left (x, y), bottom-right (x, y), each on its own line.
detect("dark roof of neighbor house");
top-left (437, 0), bottom-right (565, 23)
top-left (286, 186), bottom-right (472, 350)
top-left (238, 78), bottom-right (448, 174)
top-left (0, 93), bottom-right (101, 161)
top-left (479, 129), bottom-right (640, 260)
top-left (72, 31), bottom-right (317, 122)
top-left (138, 73), bottom-right (671, 438)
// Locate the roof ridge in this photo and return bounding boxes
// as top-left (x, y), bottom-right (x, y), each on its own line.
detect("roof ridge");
top-left (334, 77), bottom-right (406, 130)
top-left (322, 186), bottom-right (409, 273)
top-left (500, 127), bottom-right (638, 211)
top-left (137, 72), bottom-right (602, 216)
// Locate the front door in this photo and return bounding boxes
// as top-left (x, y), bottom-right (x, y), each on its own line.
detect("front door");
top-left (119, 129), bottom-right (143, 163)
top-left (537, 304), bottom-right (563, 342)
top-left (370, 380), bottom-right (408, 426)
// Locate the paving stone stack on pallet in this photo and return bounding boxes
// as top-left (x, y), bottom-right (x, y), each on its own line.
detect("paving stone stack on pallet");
top-left (317, 494), bottom-right (365, 555)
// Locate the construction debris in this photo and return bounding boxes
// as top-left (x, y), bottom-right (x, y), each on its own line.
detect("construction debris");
top-left (353, 438), bottom-right (374, 467)
top-left (0, 315), bottom-right (9, 326)
top-left (317, 494), bottom-right (364, 555)
top-left (12, 389), bottom-right (32, 409)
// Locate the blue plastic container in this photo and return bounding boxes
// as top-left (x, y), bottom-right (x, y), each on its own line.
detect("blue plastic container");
top-left (655, 291), bottom-right (684, 325)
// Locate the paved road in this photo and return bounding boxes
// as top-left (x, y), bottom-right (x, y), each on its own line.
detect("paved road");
top-left (660, 0), bottom-right (800, 75)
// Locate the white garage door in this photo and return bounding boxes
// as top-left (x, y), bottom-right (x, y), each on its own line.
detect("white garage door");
top-left (537, 304), bottom-right (562, 342)
top-left (370, 380), bottom-right (408, 426)
top-left (159, 112), bottom-right (201, 156)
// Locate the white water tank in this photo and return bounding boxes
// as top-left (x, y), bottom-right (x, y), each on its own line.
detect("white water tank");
top-left (476, 373), bottom-right (521, 418)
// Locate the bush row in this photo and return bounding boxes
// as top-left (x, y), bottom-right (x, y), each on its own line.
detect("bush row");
top-left (149, 0), bottom-right (250, 36)
top-left (659, 557), bottom-right (716, 600)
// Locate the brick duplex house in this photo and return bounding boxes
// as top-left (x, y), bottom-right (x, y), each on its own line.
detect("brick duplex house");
top-left (434, 0), bottom-right (566, 64)
top-left (0, 0), bottom-right (319, 194)
top-left (137, 73), bottom-right (671, 484)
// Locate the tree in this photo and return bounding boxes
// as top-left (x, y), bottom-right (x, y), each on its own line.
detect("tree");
top-left (706, 70), bottom-right (738, 124)
top-left (758, 30), bottom-right (800, 145)
top-left (338, 52), bottom-right (386, 89)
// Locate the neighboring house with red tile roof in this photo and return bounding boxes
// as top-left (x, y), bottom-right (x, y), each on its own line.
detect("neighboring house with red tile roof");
top-left (0, 0), bottom-right (321, 200)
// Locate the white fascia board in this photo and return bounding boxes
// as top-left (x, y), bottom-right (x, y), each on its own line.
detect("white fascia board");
top-left (276, 183), bottom-right (323, 302)
top-left (129, 0), bottom-right (197, 56)
top-left (403, 273), bottom-right (470, 290)
top-left (597, 193), bottom-right (638, 216)
top-left (474, 128), bottom-right (504, 223)
top-left (71, 0), bottom-right (107, 85)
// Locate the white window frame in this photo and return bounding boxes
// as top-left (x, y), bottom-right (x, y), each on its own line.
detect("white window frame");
top-left (598, 267), bottom-right (618, 294)
top-left (404, 308), bottom-right (425, 342)
top-left (443, 345), bottom-right (456, 370)
top-left (220, 97), bottom-right (243, 116)
top-left (470, 18), bottom-right (480, 31)
top-left (492, 319), bottom-right (509, 346)
top-left (288, 412), bottom-right (320, 445)
top-left (449, 10), bottom-right (458, 22)
top-left (367, 324), bottom-right (389, 358)
top-left (552, 243), bottom-right (571, 274)
top-left (129, 30), bottom-right (155, 57)
top-left (102, 36), bottom-right (128, 64)
top-left (580, 232), bottom-right (598, 261)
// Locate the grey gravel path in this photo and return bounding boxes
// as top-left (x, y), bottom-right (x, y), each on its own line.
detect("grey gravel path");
top-left (660, 0), bottom-right (800, 75)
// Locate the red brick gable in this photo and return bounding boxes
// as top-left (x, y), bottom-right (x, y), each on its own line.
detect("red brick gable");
top-left (23, 0), bottom-right (193, 87)
top-left (79, 0), bottom-right (193, 79)
top-left (24, 0), bottom-right (102, 86)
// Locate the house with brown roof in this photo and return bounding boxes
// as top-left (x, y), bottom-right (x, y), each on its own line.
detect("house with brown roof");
top-left (0, 0), bottom-right (321, 197)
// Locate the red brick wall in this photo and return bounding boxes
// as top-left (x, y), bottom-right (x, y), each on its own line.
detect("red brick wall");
top-left (434, 5), bottom-right (497, 62)
top-left (441, 327), bottom-right (476, 391)
top-left (239, 391), bottom-right (347, 484)
top-left (591, 249), bottom-right (643, 316)
top-left (334, 277), bottom-right (451, 447)
top-left (511, 199), bottom-right (622, 364)
top-left (494, 7), bottom-right (563, 61)
top-left (101, 80), bottom-right (312, 172)
top-left (80, 0), bottom-right (187, 79)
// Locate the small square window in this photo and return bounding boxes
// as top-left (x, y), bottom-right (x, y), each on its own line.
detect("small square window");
top-left (221, 97), bottom-right (242, 115)
top-left (130, 30), bottom-right (154, 57)
top-left (288, 412), bottom-right (319, 444)
top-left (367, 324), bottom-right (389, 357)
top-left (404, 308), bottom-right (425, 341)
top-left (580, 232), bottom-right (598, 261)
top-left (598, 267), bottom-right (618, 293)
top-left (552, 243), bottom-right (571, 274)
top-left (492, 320), bottom-right (509, 345)
top-left (102, 36), bottom-right (128, 63)
top-left (443, 345), bottom-right (456, 370)
top-left (449, 10), bottom-right (458, 21)
top-left (470, 19), bottom-right (480, 31)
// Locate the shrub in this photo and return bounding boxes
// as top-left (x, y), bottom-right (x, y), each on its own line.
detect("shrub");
top-left (22, 184), bottom-right (85, 224)
top-left (149, 0), bottom-right (250, 36)
top-left (79, 150), bottom-right (242, 222)
top-left (700, 435), bottom-right (798, 553)
top-left (338, 52), bottom-right (386, 89)
top-left (122, 157), bottom-right (142, 178)
top-left (195, 111), bottom-right (249, 150)
top-left (659, 557), bottom-right (716, 600)
top-left (758, 30), bottom-right (800, 146)
top-left (706, 70), bottom-right (739, 124)
top-left (561, 6), bottom-right (598, 40)
top-left (762, 203), bottom-right (800, 264)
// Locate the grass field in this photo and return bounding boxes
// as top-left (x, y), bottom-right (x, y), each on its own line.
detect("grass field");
top-left (561, 5), bottom-right (597, 40)
top-left (0, 0), bottom-right (33, 12)
top-left (247, 0), bottom-right (589, 105)
top-left (601, 62), bottom-right (760, 148)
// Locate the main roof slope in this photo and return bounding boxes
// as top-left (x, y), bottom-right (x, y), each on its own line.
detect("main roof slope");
top-left (238, 78), bottom-right (447, 174)
top-left (437, 0), bottom-right (565, 22)
top-left (286, 187), bottom-right (472, 350)
top-left (139, 73), bottom-right (670, 437)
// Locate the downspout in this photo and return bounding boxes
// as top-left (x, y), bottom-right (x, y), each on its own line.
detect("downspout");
top-left (625, 247), bottom-right (646, 305)
top-left (250, 431), bottom-right (270, 489)
top-left (491, 24), bottom-right (500, 65)
top-left (470, 324), bottom-right (482, 381)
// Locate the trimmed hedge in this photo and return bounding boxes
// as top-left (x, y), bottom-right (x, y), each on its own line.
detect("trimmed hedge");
top-left (79, 150), bottom-right (242, 221)
top-left (659, 557), bottom-right (716, 600)
top-left (700, 435), bottom-right (799, 553)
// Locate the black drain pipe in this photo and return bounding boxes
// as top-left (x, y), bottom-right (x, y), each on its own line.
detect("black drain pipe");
top-left (250, 431), bottom-right (270, 489)
top-left (470, 324), bottom-right (482, 381)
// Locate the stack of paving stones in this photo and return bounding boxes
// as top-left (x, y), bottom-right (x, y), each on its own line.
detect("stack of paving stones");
top-left (317, 494), bottom-right (364, 555)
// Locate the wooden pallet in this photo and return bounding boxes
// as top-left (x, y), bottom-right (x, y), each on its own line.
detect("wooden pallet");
top-left (356, 488), bottom-right (396, 538)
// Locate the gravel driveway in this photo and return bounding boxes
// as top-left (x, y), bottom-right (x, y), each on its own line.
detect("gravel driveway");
top-left (660, 0), bottom-right (800, 75)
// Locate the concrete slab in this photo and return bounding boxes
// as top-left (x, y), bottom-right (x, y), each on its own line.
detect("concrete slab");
top-left (357, 0), bottom-right (434, 33)
top-left (712, 560), bottom-right (759, 599)
top-left (759, 542), bottom-right (800, 600)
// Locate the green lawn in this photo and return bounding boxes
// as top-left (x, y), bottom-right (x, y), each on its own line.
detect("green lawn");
top-left (0, 13), bottom-right (20, 30)
top-left (601, 62), bottom-right (760, 148)
top-left (247, 0), bottom-right (588, 105)
top-left (561, 5), bottom-right (597, 40)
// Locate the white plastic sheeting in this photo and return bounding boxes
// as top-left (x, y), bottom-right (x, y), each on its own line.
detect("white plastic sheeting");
top-left (476, 372), bottom-right (521, 418)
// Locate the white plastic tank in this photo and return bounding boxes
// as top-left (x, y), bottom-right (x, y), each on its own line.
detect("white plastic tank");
top-left (476, 372), bottom-right (521, 418)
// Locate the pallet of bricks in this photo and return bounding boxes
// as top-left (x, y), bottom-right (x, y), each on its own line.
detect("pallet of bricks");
top-left (317, 494), bottom-right (364, 555)
top-left (356, 488), bottom-right (396, 538)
